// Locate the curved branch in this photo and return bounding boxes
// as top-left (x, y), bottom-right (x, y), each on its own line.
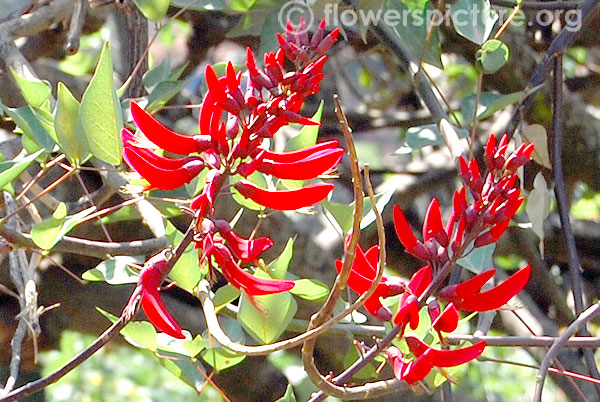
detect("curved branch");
top-left (0, 0), bottom-right (76, 38)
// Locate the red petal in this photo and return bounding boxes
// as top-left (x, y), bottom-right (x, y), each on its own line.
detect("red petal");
top-left (428, 341), bottom-right (486, 367)
top-left (211, 243), bottom-right (294, 295)
top-left (258, 148), bottom-right (343, 180)
top-left (432, 303), bottom-right (459, 333)
top-left (459, 266), bottom-right (531, 311)
top-left (214, 220), bottom-right (273, 262)
top-left (402, 354), bottom-right (433, 384)
top-left (234, 180), bottom-right (334, 210)
top-left (408, 265), bottom-right (432, 297)
top-left (393, 205), bottom-right (418, 250)
top-left (141, 289), bottom-right (185, 339)
top-left (123, 147), bottom-right (204, 190)
top-left (130, 102), bottom-right (200, 155)
top-left (256, 140), bottom-right (339, 163)
top-left (423, 198), bottom-right (444, 242)
top-left (454, 269), bottom-right (496, 298)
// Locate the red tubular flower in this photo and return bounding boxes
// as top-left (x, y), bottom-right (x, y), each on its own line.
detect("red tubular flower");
top-left (423, 198), bottom-right (449, 247)
top-left (405, 335), bottom-right (486, 368)
top-left (122, 129), bottom-right (202, 170)
top-left (430, 301), bottom-right (459, 333)
top-left (335, 244), bottom-right (405, 321)
top-left (393, 265), bottom-right (432, 328)
top-left (439, 266), bottom-right (531, 311)
top-left (393, 205), bottom-right (418, 250)
top-left (257, 148), bottom-right (343, 180)
top-left (255, 140), bottom-right (339, 163)
top-left (213, 219), bottom-right (273, 262)
top-left (190, 170), bottom-right (225, 214)
top-left (138, 250), bottom-right (185, 339)
top-left (130, 102), bottom-right (211, 154)
top-left (209, 243), bottom-right (294, 297)
top-left (473, 220), bottom-right (510, 247)
top-left (123, 145), bottom-right (204, 190)
top-left (234, 180), bottom-right (334, 210)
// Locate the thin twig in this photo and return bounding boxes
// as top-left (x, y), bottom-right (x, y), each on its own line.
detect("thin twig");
top-left (550, 53), bottom-right (600, 396)
top-left (534, 302), bottom-right (600, 402)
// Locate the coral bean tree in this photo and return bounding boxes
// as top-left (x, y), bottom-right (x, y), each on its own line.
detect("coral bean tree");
top-left (4, 4), bottom-right (598, 401)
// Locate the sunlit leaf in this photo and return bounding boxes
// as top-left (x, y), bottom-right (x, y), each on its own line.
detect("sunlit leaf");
top-left (82, 256), bottom-right (143, 285)
top-left (79, 42), bottom-right (123, 165)
top-left (31, 203), bottom-right (95, 250)
top-left (55, 82), bottom-right (89, 165)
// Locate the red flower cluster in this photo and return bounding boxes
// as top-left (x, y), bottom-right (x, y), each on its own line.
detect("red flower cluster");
top-left (124, 21), bottom-right (342, 336)
top-left (338, 134), bottom-right (534, 384)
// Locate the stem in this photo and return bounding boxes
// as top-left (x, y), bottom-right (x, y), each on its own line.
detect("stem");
top-left (550, 53), bottom-right (600, 396)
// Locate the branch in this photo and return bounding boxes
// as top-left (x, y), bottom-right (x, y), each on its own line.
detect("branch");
top-left (505, 0), bottom-right (600, 137)
top-left (0, 225), bottom-right (167, 259)
top-left (551, 53), bottom-right (600, 396)
top-left (534, 302), bottom-right (600, 402)
top-left (0, 0), bottom-right (76, 38)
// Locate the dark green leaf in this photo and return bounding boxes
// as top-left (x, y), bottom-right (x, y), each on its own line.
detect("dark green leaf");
top-left (3, 106), bottom-right (55, 152)
top-left (284, 101), bottom-right (324, 152)
top-left (383, 0), bottom-right (443, 67)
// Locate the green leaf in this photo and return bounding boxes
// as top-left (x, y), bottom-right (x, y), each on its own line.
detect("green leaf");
top-left (97, 307), bottom-right (157, 351)
top-left (461, 90), bottom-right (531, 124)
top-left (55, 82), bottom-right (88, 165)
top-left (10, 68), bottom-right (52, 109)
top-left (384, 0), bottom-right (443, 67)
top-left (100, 201), bottom-right (183, 224)
top-left (476, 39), bottom-right (509, 74)
top-left (268, 237), bottom-right (294, 279)
top-left (3, 106), bottom-right (55, 152)
top-left (132, 0), bottom-right (170, 22)
top-left (156, 333), bottom-right (207, 357)
top-left (289, 279), bottom-right (329, 301)
top-left (31, 203), bottom-right (95, 250)
top-left (201, 317), bottom-right (246, 370)
top-left (275, 384), bottom-right (297, 402)
top-left (165, 221), bottom-right (202, 290)
top-left (457, 243), bottom-right (496, 274)
top-left (0, 149), bottom-right (44, 190)
top-left (396, 124), bottom-right (469, 153)
top-left (79, 42), bottom-right (123, 165)
top-left (450, 0), bottom-right (498, 45)
top-left (237, 270), bottom-right (297, 344)
top-left (146, 80), bottom-right (186, 112)
top-left (284, 101), bottom-right (324, 152)
top-left (212, 284), bottom-right (241, 313)
top-left (82, 256), bottom-right (143, 285)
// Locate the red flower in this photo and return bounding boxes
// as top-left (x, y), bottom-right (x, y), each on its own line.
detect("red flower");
top-left (234, 180), bottom-right (334, 210)
top-left (439, 266), bottom-right (531, 311)
top-left (208, 243), bottom-right (295, 299)
top-left (138, 250), bottom-right (185, 339)
top-left (335, 244), bottom-right (405, 320)
top-left (213, 219), bottom-right (273, 262)
top-left (122, 129), bottom-right (205, 190)
top-left (387, 337), bottom-right (486, 384)
top-left (393, 265), bottom-right (432, 329)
